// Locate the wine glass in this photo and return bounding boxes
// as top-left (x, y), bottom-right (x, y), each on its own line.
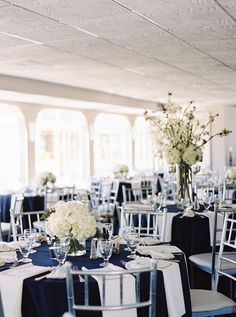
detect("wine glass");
top-left (203, 192), bottom-right (214, 211)
top-left (24, 229), bottom-right (37, 254)
top-left (122, 226), bottom-right (136, 251)
top-left (53, 241), bottom-right (69, 269)
top-left (98, 239), bottom-right (113, 267)
top-left (18, 236), bottom-right (32, 263)
top-left (126, 232), bottom-right (140, 259)
top-left (102, 223), bottom-right (113, 240)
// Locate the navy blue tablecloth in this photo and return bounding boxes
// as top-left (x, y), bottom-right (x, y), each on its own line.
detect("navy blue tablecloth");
top-left (171, 214), bottom-right (211, 257)
top-left (21, 242), bottom-right (192, 317)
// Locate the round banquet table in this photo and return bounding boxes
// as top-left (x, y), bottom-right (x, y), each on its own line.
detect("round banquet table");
top-left (21, 242), bottom-right (192, 317)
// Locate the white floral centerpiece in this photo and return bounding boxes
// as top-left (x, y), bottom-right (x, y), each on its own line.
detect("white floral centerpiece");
top-left (113, 164), bottom-right (129, 177)
top-left (36, 171), bottom-right (56, 187)
top-left (145, 93), bottom-right (231, 201)
top-left (45, 200), bottom-right (96, 255)
top-left (226, 167), bottom-right (236, 180)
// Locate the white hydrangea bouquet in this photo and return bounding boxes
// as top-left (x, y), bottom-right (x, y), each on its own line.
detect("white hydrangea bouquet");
top-left (145, 93), bottom-right (231, 201)
top-left (36, 171), bottom-right (56, 187)
top-left (226, 167), bottom-right (236, 180)
top-left (45, 200), bottom-right (96, 255)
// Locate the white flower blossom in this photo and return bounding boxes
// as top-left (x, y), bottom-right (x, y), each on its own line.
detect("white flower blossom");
top-left (145, 94), bottom-right (231, 166)
top-left (46, 200), bottom-right (96, 240)
top-left (36, 171), bottom-right (56, 186)
top-left (226, 167), bottom-right (236, 179)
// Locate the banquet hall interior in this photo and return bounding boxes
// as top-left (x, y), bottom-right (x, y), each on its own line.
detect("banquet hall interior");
top-left (0, 1), bottom-right (236, 317)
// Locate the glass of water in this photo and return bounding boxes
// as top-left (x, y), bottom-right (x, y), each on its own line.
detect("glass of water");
top-left (18, 236), bottom-right (32, 263)
top-left (53, 241), bottom-right (69, 269)
top-left (98, 239), bottom-right (113, 267)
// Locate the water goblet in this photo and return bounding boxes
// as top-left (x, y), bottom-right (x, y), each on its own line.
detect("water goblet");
top-left (122, 226), bottom-right (135, 251)
top-left (53, 241), bottom-right (69, 270)
top-left (18, 236), bottom-right (32, 263)
top-left (102, 223), bottom-right (113, 240)
top-left (126, 232), bottom-right (140, 259)
top-left (98, 239), bottom-right (113, 267)
top-left (24, 228), bottom-right (37, 254)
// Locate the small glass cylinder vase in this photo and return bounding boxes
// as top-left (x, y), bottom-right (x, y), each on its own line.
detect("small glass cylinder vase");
top-left (69, 238), bottom-right (86, 256)
top-left (176, 163), bottom-right (193, 204)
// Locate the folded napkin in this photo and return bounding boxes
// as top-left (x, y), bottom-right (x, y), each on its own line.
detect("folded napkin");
top-left (202, 211), bottom-right (224, 246)
top-left (158, 261), bottom-right (186, 317)
top-left (46, 265), bottom-right (66, 279)
top-left (0, 251), bottom-right (17, 263)
top-left (138, 245), bottom-right (182, 259)
top-left (0, 263), bottom-right (50, 317)
top-left (182, 206), bottom-right (195, 217)
top-left (126, 258), bottom-right (185, 317)
top-left (140, 237), bottom-right (160, 246)
top-left (83, 264), bottom-right (137, 317)
top-left (0, 242), bottom-right (18, 252)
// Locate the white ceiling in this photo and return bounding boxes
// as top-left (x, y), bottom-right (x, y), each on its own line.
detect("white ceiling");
top-left (0, 0), bottom-right (235, 110)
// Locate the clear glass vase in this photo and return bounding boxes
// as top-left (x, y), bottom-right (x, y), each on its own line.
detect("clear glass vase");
top-left (176, 163), bottom-right (193, 204)
top-left (69, 238), bottom-right (86, 256)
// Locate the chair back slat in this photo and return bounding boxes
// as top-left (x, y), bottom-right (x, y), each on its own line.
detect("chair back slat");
top-left (65, 261), bottom-right (157, 316)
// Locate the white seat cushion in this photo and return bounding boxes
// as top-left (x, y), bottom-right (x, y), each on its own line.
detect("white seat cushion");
top-left (1, 223), bottom-right (11, 234)
top-left (191, 289), bottom-right (235, 312)
top-left (189, 253), bottom-right (236, 273)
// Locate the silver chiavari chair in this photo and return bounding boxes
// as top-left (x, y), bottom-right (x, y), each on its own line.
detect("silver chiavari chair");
top-left (64, 260), bottom-right (157, 317)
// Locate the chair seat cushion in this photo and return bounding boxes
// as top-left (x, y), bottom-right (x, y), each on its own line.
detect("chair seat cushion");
top-left (189, 253), bottom-right (236, 273)
top-left (1, 222), bottom-right (11, 234)
top-left (191, 289), bottom-right (235, 313)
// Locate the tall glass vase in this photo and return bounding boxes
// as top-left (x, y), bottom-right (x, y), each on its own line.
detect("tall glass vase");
top-left (176, 163), bottom-right (193, 203)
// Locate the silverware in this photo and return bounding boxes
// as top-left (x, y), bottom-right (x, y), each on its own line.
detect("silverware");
top-left (35, 271), bottom-right (52, 281)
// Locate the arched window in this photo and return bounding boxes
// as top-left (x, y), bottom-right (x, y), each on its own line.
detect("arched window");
top-left (0, 105), bottom-right (27, 190)
top-left (94, 114), bottom-right (132, 176)
top-left (134, 116), bottom-right (154, 170)
top-left (35, 109), bottom-right (89, 187)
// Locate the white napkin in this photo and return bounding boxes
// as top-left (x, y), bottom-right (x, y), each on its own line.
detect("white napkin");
top-left (82, 264), bottom-right (137, 317)
top-left (0, 251), bottom-right (17, 263)
top-left (201, 211), bottom-right (224, 246)
top-left (126, 258), bottom-right (185, 317)
top-left (140, 237), bottom-right (160, 246)
top-left (182, 206), bottom-right (195, 217)
top-left (0, 263), bottom-right (50, 317)
top-left (0, 242), bottom-right (18, 252)
top-left (46, 265), bottom-right (66, 279)
top-left (138, 245), bottom-right (182, 258)
top-left (158, 261), bottom-right (186, 317)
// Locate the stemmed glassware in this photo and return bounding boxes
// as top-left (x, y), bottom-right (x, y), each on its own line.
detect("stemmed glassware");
top-left (203, 192), bottom-right (215, 211)
top-left (122, 226), bottom-right (136, 251)
top-left (24, 229), bottom-right (37, 254)
top-left (98, 239), bottom-right (113, 267)
top-left (53, 241), bottom-right (70, 270)
top-left (18, 236), bottom-right (32, 263)
top-left (126, 231), bottom-right (140, 259)
top-left (102, 223), bottom-right (113, 240)
top-left (157, 192), bottom-right (167, 211)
